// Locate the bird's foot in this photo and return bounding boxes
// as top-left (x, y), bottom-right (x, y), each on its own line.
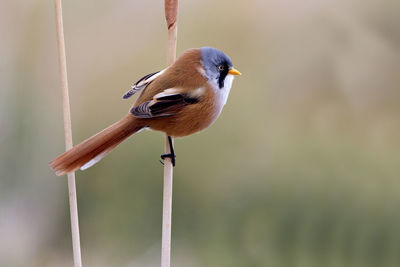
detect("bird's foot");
top-left (160, 153), bottom-right (176, 167)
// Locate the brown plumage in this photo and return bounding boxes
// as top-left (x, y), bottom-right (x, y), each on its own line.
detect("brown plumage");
top-left (50, 115), bottom-right (145, 176)
top-left (132, 49), bottom-right (218, 136)
top-left (50, 47), bottom-right (240, 175)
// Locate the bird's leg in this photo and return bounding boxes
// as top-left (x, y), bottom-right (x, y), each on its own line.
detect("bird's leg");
top-left (160, 136), bottom-right (176, 166)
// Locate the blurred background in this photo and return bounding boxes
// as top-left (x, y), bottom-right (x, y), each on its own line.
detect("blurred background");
top-left (1, 0), bottom-right (400, 266)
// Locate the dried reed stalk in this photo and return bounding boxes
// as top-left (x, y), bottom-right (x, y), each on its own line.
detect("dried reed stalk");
top-left (54, 1), bottom-right (82, 266)
top-left (162, 1), bottom-right (178, 266)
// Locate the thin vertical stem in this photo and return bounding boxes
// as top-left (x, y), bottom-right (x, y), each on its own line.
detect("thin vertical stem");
top-left (54, 1), bottom-right (82, 266)
top-left (161, 136), bottom-right (174, 267)
top-left (162, 1), bottom-right (178, 266)
top-left (166, 22), bottom-right (178, 66)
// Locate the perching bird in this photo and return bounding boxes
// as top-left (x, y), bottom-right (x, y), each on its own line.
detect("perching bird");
top-left (50, 47), bottom-right (241, 176)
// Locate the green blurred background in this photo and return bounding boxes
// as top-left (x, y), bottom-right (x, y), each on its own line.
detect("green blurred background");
top-left (1, 0), bottom-right (400, 266)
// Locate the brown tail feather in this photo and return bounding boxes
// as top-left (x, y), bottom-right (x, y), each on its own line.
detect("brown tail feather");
top-left (50, 114), bottom-right (144, 176)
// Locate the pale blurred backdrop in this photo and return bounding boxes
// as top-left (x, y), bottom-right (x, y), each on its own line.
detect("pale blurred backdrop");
top-left (1, 0), bottom-right (400, 266)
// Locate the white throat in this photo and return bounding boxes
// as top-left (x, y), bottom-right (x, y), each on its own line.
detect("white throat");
top-left (213, 74), bottom-right (234, 108)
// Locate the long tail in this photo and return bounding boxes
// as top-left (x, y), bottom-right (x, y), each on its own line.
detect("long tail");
top-left (50, 114), bottom-right (144, 176)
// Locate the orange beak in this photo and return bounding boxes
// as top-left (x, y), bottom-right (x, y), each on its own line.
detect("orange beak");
top-left (228, 68), bottom-right (242, 75)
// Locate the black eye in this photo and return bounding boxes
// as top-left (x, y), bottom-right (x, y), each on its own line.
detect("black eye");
top-left (218, 65), bottom-right (224, 71)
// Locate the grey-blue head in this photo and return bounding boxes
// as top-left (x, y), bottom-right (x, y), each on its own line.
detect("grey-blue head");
top-left (201, 47), bottom-right (237, 89)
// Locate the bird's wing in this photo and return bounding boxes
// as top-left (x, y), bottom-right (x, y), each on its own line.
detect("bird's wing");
top-left (122, 69), bottom-right (165, 99)
top-left (130, 88), bottom-right (200, 118)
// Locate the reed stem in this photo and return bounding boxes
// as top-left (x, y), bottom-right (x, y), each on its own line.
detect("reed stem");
top-left (161, 1), bottom-right (178, 266)
top-left (54, 1), bottom-right (82, 266)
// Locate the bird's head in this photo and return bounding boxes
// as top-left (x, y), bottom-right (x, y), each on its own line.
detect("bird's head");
top-left (200, 47), bottom-right (241, 89)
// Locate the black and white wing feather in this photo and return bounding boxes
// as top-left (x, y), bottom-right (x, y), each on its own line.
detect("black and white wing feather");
top-left (131, 88), bottom-right (200, 118)
top-left (122, 70), bottom-right (165, 99)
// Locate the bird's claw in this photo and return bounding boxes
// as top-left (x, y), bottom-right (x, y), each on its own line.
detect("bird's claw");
top-left (160, 153), bottom-right (176, 167)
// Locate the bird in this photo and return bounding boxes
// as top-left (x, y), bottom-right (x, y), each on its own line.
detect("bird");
top-left (50, 47), bottom-right (241, 176)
